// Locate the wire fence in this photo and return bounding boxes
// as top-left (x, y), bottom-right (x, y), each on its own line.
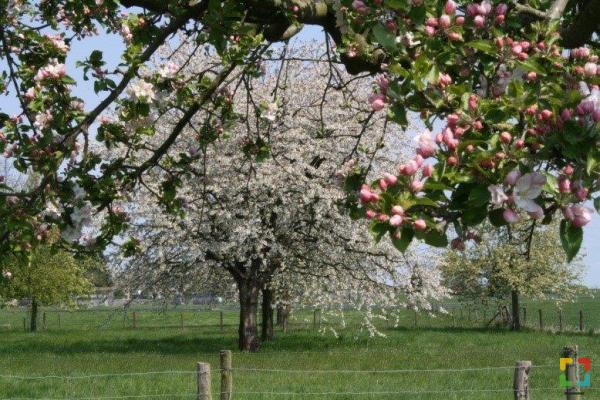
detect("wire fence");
top-left (2, 300), bottom-right (600, 334)
top-left (0, 356), bottom-right (592, 400)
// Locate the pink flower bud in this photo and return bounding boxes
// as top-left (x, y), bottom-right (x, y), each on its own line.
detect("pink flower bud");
top-left (561, 108), bottom-right (573, 121)
top-left (414, 154), bottom-right (424, 168)
top-left (410, 179), bottom-right (424, 193)
top-left (495, 3), bottom-right (508, 15)
top-left (468, 94), bottom-right (478, 111)
top-left (369, 94), bottom-right (386, 111)
top-left (474, 15), bottom-right (485, 28)
top-left (447, 113), bottom-right (460, 126)
top-left (495, 37), bottom-right (505, 48)
top-left (576, 186), bottom-right (589, 201)
top-left (391, 205), bottom-right (405, 216)
top-left (500, 131), bottom-right (512, 143)
top-left (390, 214), bottom-right (403, 227)
top-left (400, 160), bottom-right (419, 176)
top-left (413, 219), bottom-right (427, 231)
top-left (426, 17), bottom-right (438, 27)
top-left (473, 120), bottom-right (483, 130)
top-left (558, 177), bottom-right (571, 193)
top-left (379, 179), bottom-right (388, 191)
top-left (444, 0), bottom-right (457, 14)
top-left (439, 14), bottom-right (451, 29)
top-left (584, 62), bottom-right (598, 77)
top-left (504, 169), bottom-right (522, 186)
top-left (455, 16), bottom-right (465, 25)
top-left (422, 164), bottom-right (434, 177)
top-left (366, 210), bottom-right (377, 219)
top-left (526, 71), bottom-right (537, 81)
top-left (563, 165), bottom-right (574, 176)
top-left (503, 209), bottom-right (519, 224)
top-left (467, 4), bottom-right (479, 16)
top-left (378, 214), bottom-right (389, 222)
top-left (383, 173), bottom-right (398, 186)
top-left (540, 109), bottom-right (553, 120)
top-left (425, 26), bottom-right (436, 37)
top-left (515, 139), bottom-right (525, 149)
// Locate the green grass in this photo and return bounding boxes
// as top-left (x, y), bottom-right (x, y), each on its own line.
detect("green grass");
top-left (1, 301), bottom-right (599, 400)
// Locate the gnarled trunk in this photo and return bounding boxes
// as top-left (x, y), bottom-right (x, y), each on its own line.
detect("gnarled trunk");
top-left (511, 290), bottom-right (521, 331)
top-left (261, 288), bottom-right (274, 341)
top-left (30, 298), bottom-right (38, 332)
top-left (238, 280), bottom-right (260, 352)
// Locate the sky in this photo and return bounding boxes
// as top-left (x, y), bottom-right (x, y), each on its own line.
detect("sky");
top-left (1, 24), bottom-right (599, 287)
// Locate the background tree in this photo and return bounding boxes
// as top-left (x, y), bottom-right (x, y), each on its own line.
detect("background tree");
top-left (0, 233), bottom-right (95, 331)
top-left (440, 220), bottom-right (584, 330)
top-left (107, 42), bottom-right (448, 351)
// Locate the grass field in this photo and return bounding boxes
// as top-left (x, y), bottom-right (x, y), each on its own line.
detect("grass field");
top-left (0, 294), bottom-right (599, 400)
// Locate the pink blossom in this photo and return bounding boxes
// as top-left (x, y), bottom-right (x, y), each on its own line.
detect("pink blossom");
top-left (369, 93), bottom-right (386, 111)
top-left (488, 185), bottom-right (508, 206)
top-left (474, 15), bottom-right (485, 28)
top-left (575, 186), bottom-right (589, 201)
top-left (379, 179), bottom-right (388, 191)
top-left (513, 172), bottom-right (546, 215)
top-left (377, 76), bottom-right (390, 94)
top-left (366, 210), bottom-right (377, 219)
top-left (503, 209), bottom-right (519, 224)
top-left (566, 205), bottom-right (593, 227)
top-left (495, 3), bottom-right (508, 14)
top-left (413, 154), bottom-right (424, 168)
top-left (563, 165), bottom-right (575, 176)
top-left (500, 131), bottom-right (512, 143)
top-left (584, 62), bottom-right (598, 77)
top-left (558, 177), bottom-right (571, 193)
top-left (466, 3), bottom-right (479, 16)
top-left (439, 15), bottom-right (451, 29)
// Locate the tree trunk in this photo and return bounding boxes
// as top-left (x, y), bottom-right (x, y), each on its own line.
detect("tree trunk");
top-left (511, 290), bottom-right (521, 331)
top-left (30, 298), bottom-right (38, 332)
top-left (261, 288), bottom-right (274, 341)
top-left (238, 280), bottom-right (260, 352)
top-left (277, 304), bottom-right (290, 327)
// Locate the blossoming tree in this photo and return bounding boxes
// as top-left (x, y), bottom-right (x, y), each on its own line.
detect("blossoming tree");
top-left (1, 1), bottom-right (599, 273)
top-left (108, 42), bottom-right (448, 351)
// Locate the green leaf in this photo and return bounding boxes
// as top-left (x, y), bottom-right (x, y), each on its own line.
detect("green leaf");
top-left (517, 59), bottom-right (546, 76)
top-left (372, 24), bottom-right (397, 53)
top-left (370, 221), bottom-right (389, 243)
top-left (594, 197), bottom-right (600, 214)
top-left (586, 149), bottom-right (599, 175)
top-left (463, 206), bottom-right (488, 226)
top-left (391, 226), bottom-right (414, 252)
top-left (466, 40), bottom-right (496, 56)
top-left (560, 219), bottom-right (583, 262)
top-left (424, 230), bottom-right (448, 247)
top-left (488, 208), bottom-right (508, 227)
top-left (466, 186), bottom-right (490, 208)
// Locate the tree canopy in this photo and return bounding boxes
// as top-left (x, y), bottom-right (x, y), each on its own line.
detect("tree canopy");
top-left (0, 0), bottom-right (599, 265)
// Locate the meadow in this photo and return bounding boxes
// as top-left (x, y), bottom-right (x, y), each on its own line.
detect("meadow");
top-left (0, 293), bottom-right (599, 400)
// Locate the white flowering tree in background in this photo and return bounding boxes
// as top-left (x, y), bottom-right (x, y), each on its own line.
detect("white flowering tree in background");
top-left (107, 42), bottom-right (448, 351)
top-left (440, 219), bottom-right (585, 330)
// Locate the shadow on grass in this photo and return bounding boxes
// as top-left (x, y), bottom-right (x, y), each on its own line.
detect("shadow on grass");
top-left (2, 323), bottom-right (586, 357)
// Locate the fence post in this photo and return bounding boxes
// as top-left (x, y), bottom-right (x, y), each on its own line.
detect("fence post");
top-left (220, 350), bottom-right (232, 400)
top-left (181, 313), bottom-right (184, 330)
top-left (133, 311), bottom-right (137, 329)
top-left (513, 360), bottom-right (531, 400)
top-left (197, 362), bottom-right (212, 400)
top-left (522, 307), bottom-right (527, 325)
top-left (220, 311), bottom-right (224, 333)
top-left (559, 309), bottom-right (563, 332)
top-left (562, 346), bottom-right (582, 400)
top-left (579, 310), bottom-right (583, 332)
top-left (43, 312), bottom-right (47, 330)
top-left (538, 309), bottom-right (543, 331)
top-left (58, 313), bottom-right (61, 329)
top-left (23, 317), bottom-right (26, 332)
top-left (414, 309), bottom-right (418, 328)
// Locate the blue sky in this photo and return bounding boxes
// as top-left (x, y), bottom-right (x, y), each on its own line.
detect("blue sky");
top-left (1, 25), bottom-right (599, 287)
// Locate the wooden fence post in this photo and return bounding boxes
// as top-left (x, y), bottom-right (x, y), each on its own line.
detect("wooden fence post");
top-left (538, 309), bottom-right (543, 331)
top-left (181, 313), bottom-right (184, 329)
top-left (522, 307), bottom-right (527, 325)
top-left (197, 362), bottom-right (212, 400)
top-left (43, 312), bottom-right (47, 330)
top-left (23, 317), bottom-right (26, 332)
top-left (579, 310), bottom-right (583, 332)
top-left (58, 313), bottom-right (61, 329)
top-left (513, 361), bottom-right (531, 400)
top-left (220, 350), bottom-right (232, 400)
top-left (559, 309), bottom-right (563, 332)
top-left (414, 309), bottom-right (418, 328)
top-left (220, 311), bottom-right (224, 333)
top-left (133, 311), bottom-right (137, 329)
top-left (562, 346), bottom-right (582, 400)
